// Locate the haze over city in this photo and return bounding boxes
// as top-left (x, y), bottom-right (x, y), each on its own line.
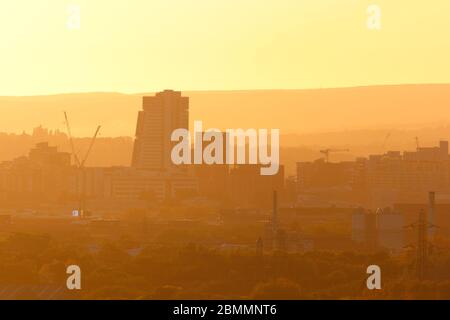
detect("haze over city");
top-left (1, 0), bottom-right (450, 303)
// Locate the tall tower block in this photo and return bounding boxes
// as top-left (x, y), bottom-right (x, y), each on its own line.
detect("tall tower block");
top-left (132, 90), bottom-right (189, 171)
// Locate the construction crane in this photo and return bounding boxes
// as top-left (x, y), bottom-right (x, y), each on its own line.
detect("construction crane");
top-left (319, 148), bottom-right (350, 163)
top-left (64, 111), bottom-right (101, 219)
top-left (382, 132), bottom-right (391, 151)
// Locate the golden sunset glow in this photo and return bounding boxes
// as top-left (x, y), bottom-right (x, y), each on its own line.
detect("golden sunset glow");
top-left (1, 0), bottom-right (450, 95)
top-left (2, 0), bottom-right (450, 304)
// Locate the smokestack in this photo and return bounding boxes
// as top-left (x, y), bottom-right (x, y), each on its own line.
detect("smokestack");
top-left (428, 191), bottom-right (435, 238)
top-left (440, 141), bottom-right (449, 159)
top-left (272, 190), bottom-right (278, 232)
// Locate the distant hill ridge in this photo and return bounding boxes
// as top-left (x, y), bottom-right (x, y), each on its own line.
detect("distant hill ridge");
top-left (0, 84), bottom-right (449, 137)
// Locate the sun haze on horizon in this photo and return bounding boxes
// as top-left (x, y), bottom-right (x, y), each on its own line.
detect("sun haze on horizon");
top-left (0, 0), bottom-right (449, 96)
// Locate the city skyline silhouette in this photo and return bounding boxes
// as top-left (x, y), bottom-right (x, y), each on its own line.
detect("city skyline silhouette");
top-left (1, 0), bottom-right (450, 302)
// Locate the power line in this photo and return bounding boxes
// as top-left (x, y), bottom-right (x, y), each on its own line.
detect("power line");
top-left (416, 209), bottom-right (427, 281)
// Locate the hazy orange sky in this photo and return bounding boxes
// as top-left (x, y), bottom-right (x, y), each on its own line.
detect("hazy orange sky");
top-left (1, 0), bottom-right (450, 96)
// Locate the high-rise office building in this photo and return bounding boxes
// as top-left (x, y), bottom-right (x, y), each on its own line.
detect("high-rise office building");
top-left (131, 90), bottom-right (189, 171)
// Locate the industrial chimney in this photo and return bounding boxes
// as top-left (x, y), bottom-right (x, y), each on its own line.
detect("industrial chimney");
top-left (428, 191), bottom-right (435, 238)
top-left (272, 190), bottom-right (278, 233)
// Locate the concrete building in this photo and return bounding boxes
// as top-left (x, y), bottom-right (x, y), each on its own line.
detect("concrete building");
top-left (352, 207), bottom-right (404, 253)
top-left (0, 143), bottom-right (71, 203)
top-left (229, 164), bottom-right (284, 209)
top-left (297, 141), bottom-right (450, 208)
top-left (69, 166), bottom-right (198, 202)
top-left (296, 159), bottom-right (359, 206)
top-left (351, 208), bottom-right (377, 250)
top-left (193, 131), bottom-right (230, 203)
top-left (108, 168), bottom-right (198, 201)
top-left (127, 90), bottom-right (198, 201)
top-left (363, 141), bottom-right (450, 207)
top-left (131, 90), bottom-right (189, 171)
top-left (297, 160), bottom-right (356, 190)
top-left (377, 208), bottom-right (404, 252)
